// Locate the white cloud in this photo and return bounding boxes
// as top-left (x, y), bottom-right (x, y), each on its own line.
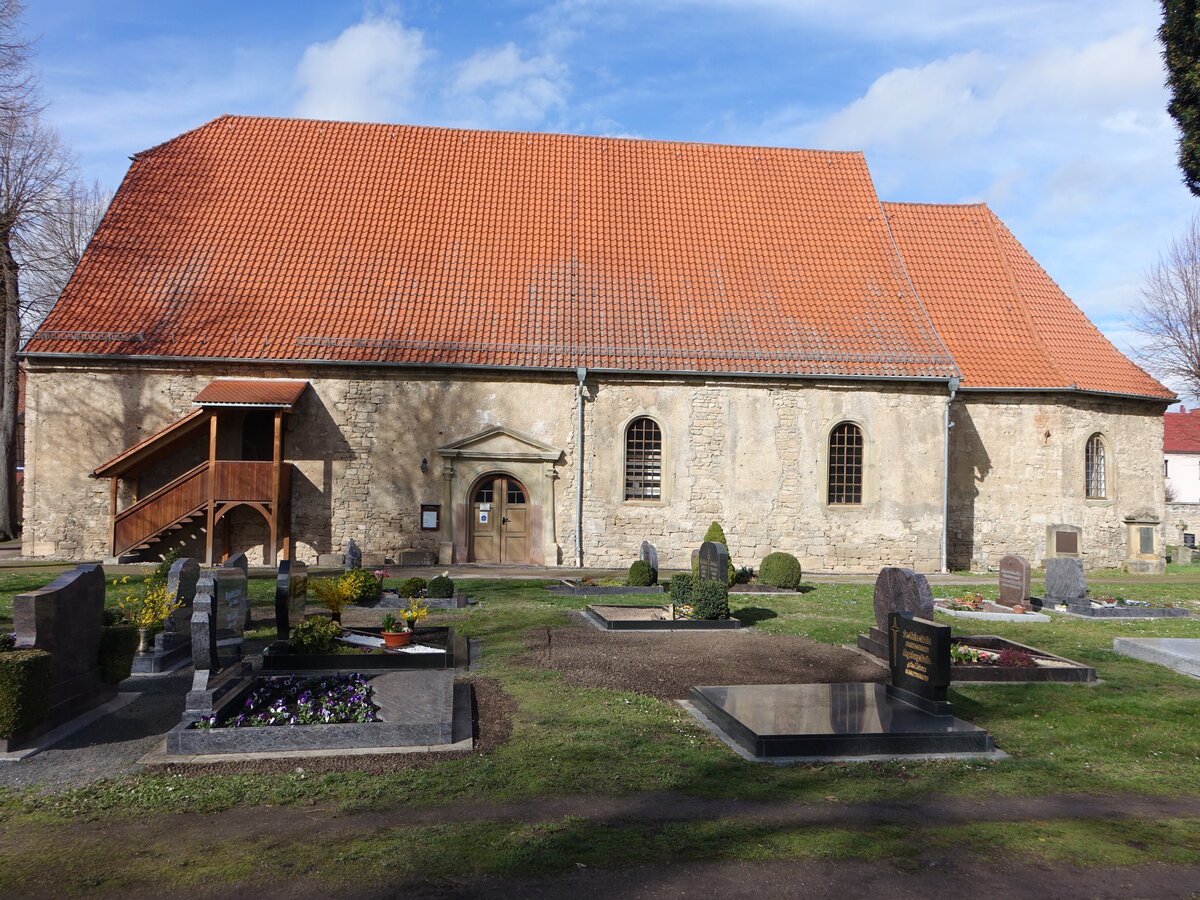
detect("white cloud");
top-left (449, 43), bottom-right (569, 128)
top-left (292, 16), bottom-right (428, 123)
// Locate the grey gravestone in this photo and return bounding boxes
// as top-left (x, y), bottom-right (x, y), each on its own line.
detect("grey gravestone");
top-left (194, 566), bottom-right (248, 665)
top-left (9, 564), bottom-right (109, 747)
top-left (191, 577), bottom-right (221, 674)
top-left (640, 541), bottom-right (659, 572)
top-left (1044, 557), bottom-right (1086, 605)
top-left (997, 555), bottom-right (1031, 608)
top-left (186, 577), bottom-right (254, 720)
top-left (872, 567), bottom-right (934, 631)
top-left (316, 552), bottom-right (343, 567)
top-left (888, 613), bottom-right (951, 704)
top-left (698, 541), bottom-right (730, 583)
top-left (275, 559), bottom-right (309, 640)
top-left (132, 557), bottom-right (200, 673)
top-left (345, 539), bottom-right (362, 571)
top-left (222, 552), bottom-right (249, 574)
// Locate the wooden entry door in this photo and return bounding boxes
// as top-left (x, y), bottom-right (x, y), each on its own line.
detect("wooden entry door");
top-left (470, 475), bottom-right (530, 564)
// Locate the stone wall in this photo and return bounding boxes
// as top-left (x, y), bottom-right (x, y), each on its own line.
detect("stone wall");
top-left (948, 393), bottom-right (1166, 571)
top-left (22, 362), bottom-right (1165, 573)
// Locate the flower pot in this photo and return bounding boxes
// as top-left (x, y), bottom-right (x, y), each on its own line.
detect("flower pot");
top-left (382, 630), bottom-right (412, 649)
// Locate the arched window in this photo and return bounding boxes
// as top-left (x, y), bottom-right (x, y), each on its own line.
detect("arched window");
top-left (625, 417), bottom-right (662, 500)
top-left (828, 422), bottom-right (863, 504)
top-left (1085, 433), bottom-right (1107, 499)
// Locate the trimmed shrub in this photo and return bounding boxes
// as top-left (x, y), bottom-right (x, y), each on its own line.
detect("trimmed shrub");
top-left (628, 560), bottom-right (656, 586)
top-left (691, 580), bottom-right (731, 620)
top-left (0, 632), bottom-right (13, 652)
top-left (339, 568), bottom-right (382, 605)
top-left (669, 573), bottom-right (695, 606)
top-left (397, 577), bottom-right (428, 598)
top-left (692, 520), bottom-right (736, 585)
top-left (291, 615), bottom-right (341, 654)
top-left (0, 649), bottom-right (53, 740)
top-left (427, 574), bottom-right (455, 599)
top-left (98, 625), bottom-right (138, 684)
top-left (759, 552), bottom-right (803, 589)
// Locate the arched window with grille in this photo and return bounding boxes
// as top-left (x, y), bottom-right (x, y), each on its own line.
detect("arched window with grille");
top-left (827, 422), bottom-right (864, 505)
top-left (1085, 433), bottom-right (1107, 499)
top-left (624, 417), bottom-right (662, 500)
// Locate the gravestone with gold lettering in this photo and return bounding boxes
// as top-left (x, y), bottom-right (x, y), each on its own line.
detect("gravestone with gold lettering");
top-left (887, 612), bottom-right (951, 706)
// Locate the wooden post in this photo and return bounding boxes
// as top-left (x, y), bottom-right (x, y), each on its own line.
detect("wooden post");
top-left (268, 409), bottom-right (283, 566)
top-left (108, 477), bottom-right (118, 557)
top-left (204, 413), bottom-right (217, 565)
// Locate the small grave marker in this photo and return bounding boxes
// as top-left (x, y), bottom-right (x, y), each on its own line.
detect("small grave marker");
top-left (275, 558), bottom-right (309, 640)
top-left (698, 540), bottom-right (729, 583)
top-left (345, 539), bottom-right (363, 571)
top-left (640, 540), bottom-right (659, 572)
top-left (997, 555), bottom-right (1031, 608)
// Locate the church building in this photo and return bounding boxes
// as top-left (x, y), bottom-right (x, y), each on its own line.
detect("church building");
top-left (19, 115), bottom-right (1173, 572)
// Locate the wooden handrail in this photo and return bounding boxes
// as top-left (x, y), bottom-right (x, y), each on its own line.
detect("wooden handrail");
top-left (114, 463), bottom-right (210, 554)
top-left (114, 462), bottom-right (209, 525)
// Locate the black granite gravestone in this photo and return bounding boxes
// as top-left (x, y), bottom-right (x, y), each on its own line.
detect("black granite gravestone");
top-left (275, 559), bottom-right (309, 640)
top-left (887, 613), bottom-right (951, 709)
top-left (132, 557), bottom-right (200, 674)
top-left (6, 564), bottom-right (112, 749)
top-left (698, 541), bottom-right (729, 583)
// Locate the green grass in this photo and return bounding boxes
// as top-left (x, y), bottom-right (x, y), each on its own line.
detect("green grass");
top-left (2, 570), bottom-right (1200, 891)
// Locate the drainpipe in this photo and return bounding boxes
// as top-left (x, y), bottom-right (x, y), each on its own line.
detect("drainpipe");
top-left (575, 367), bottom-right (587, 567)
top-left (941, 377), bottom-right (961, 573)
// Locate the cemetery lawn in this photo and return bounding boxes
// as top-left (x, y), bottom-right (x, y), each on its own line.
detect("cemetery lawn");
top-left (2, 572), bottom-right (1200, 894)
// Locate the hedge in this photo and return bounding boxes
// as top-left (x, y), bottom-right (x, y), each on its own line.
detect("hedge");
top-left (669, 573), bottom-right (695, 606)
top-left (691, 580), bottom-right (731, 620)
top-left (628, 560), bottom-right (656, 586)
top-left (427, 574), bottom-right (455, 599)
top-left (0, 650), bottom-right (53, 740)
top-left (98, 625), bottom-right (138, 684)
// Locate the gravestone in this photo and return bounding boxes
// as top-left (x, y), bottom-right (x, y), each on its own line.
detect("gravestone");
top-left (185, 575), bottom-right (254, 721)
top-left (1044, 524), bottom-right (1082, 568)
top-left (997, 555), bottom-right (1031, 608)
top-left (221, 552), bottom-right (252, 629)
top-left (871, 567), bottom-right (934, 631)
top-left (697, 541), bottom-right (730, 583)
top-left (132, 557), bottom-right (200, 674)
top-left (888, 612), bottom-right (952, 705)
top-left (7, 564), bottom-right (111, 749)
top-left (275, 558), bottom-right (309, 640)
top-left (1044, 557), bottom-right (1086, 606)
top-left (193, 566), bottom-right (248, 665)
top-left (639, 540), bottom-right (659, 572)
top-left (1123, 512), bottom-right (1165, 575)
top-left (1185, 533), bottom-right (1196, 550)
top-left (345, 539), bottom-right (363, 571)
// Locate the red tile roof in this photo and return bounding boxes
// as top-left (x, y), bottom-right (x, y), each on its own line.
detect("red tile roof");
top-left (192, 379), bottom-right (308, 407)
top-left (1165, 407), bottom-right (1200, 452)
top-left (22, 115), bottom-right (1169, 399)
top-left (883, 202), bottom-right (1172, 399)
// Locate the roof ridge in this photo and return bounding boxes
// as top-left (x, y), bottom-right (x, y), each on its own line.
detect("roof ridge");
top-left (131, 114), bottom-right (235, 160)
top-left (151, 113), bottom-right (868, 159)
top-left (883, 200), bottom-right (988, 210)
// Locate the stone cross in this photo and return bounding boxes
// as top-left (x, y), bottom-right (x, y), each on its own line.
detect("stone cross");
top-left (872, 567), bottom-right (934, 631)
top-left (697, 541), bottom-right (729, 584)
top-left (275, 558), bottom-right (309, 640)
top-left (997, 555), bottom-right (1031, 608)
top-left (1044, 557), bottom-right (1086, 605)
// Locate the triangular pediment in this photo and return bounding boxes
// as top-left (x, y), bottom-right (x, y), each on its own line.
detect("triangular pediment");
top-left (437, 426), bottom-right (562, 463)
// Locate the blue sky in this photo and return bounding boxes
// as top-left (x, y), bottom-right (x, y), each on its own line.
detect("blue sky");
top-left (26, 1), bottom-right (1199, 392)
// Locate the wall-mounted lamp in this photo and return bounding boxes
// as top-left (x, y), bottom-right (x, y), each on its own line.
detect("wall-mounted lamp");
top-left (420, 457), bottom-right (429, 473)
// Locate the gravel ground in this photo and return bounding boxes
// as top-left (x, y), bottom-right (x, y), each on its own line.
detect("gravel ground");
top-left (518, 617), bottom-right (888, 701)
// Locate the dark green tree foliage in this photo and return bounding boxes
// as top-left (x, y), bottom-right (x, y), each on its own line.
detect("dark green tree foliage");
top-left (691, 580), bottom-right (731, 620)
top-left (427, 574), bottom-right (455, 599)
top-left (1162, 1), bottom-right (1200, 195)
top-left (97, 625), bottom-right (137, 684)
top-left (669, 573), bottom-right (694, 605)
top-left (627, 559), bottom-right (656, 586)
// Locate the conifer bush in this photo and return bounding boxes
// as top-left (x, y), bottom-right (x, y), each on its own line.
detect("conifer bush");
top-left (691, 580), bottom-right (731, 620)
top-left (427, 574), bottom-right (455, 599)
top-left (628, 559), bottom-right (656, 586)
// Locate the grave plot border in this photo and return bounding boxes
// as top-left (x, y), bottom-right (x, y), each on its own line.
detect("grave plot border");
top-left (261, 626), bottom-right (469, 671)
top-left (949, 635), bottom-right (1097, 683)
top-left (584, 604), bottom-right (743, 631)
top-left (548, 584), bottom-right (666, 596)
top-left (1044, 601), bottom-right (1192, 619)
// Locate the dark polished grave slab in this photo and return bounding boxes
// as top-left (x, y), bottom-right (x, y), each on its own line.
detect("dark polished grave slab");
top-left (261, 626), bottom-right (468, 671)
top-left (166, 669), bottom-right (459, 755)
top-left (688, 682), bottom-right (994, 758)
top-left (1054, 603), bottom-right (1191, 619)
top-left (584, 604), bottom-right (743, 631)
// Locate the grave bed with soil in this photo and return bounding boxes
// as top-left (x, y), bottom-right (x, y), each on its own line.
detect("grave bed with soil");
top-left (584, 604), bottom-right (743, 630)
top-left (949, 636), bottom-right (1097, 683)
top-left (261, 626), bottom-right (468, 671)
top-left (1045, 600), bottom-right (1192, 619)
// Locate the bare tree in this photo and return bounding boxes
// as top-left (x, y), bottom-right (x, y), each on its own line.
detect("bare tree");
top-left (0, 0), bottom-right (75, 539)
top-left (1134, 214), bottom-right (1200, 399)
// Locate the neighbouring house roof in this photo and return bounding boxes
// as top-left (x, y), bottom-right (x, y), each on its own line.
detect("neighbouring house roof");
top-left (1165, 407), bottom-right (1200, 453)
top-left (22, 115), bottom-right (1170, 399)
top-left (883, 202), bottom-right (1172, 399)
